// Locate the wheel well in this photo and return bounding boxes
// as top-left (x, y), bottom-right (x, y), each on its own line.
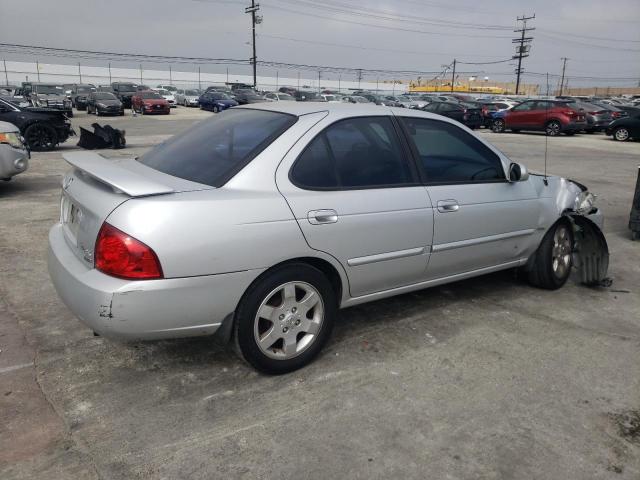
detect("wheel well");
top-left (215, 257), bottom-right (345, 345)
top-left (272, 257), bottom-right (344, 302)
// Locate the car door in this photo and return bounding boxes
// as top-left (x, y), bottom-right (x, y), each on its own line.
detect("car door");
top-left (399, 116), bottom-right (540, 279)
top-left (440, 103), bottom-right (464, 122)
top-left (276, 115), bottom-right (434, 298)
top-left (506, 101), bottom-right (538, 128)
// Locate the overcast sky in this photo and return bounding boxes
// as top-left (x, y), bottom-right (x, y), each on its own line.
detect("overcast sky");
top-left (1, 0), bottom-right (639, 86)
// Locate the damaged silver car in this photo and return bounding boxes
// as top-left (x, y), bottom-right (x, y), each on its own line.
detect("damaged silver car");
top-left (47, 104), bottom-right (609, 373)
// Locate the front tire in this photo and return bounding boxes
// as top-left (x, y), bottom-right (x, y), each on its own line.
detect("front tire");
top-left (613, 127), bottom-right (630, 141)
top-left (234, 263), bottom-right (337, 374)
top-left (491, 119), bottom-right (506, 133)
top-left (528, 221), bottom-right (573, 290)
top-left (24, 123), bottom-right (58, 151)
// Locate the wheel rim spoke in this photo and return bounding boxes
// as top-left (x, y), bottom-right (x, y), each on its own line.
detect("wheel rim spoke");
top-left (253, 281), bottom-right (325, 360)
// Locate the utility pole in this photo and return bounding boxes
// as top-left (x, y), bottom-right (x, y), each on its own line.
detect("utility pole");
top-left (139, 64), bottom-right (143, 84)
top-left (169, 65), bottom-right (172, 85)
top-left (357, 69), bottom-right (363, 89)
top-left (36, 60), bottom-right (40, 81)
top-left (317, 70), bottom-right (321, 93)
top-left (512, 14), bottom-right (535, 95)
top-left (450, 59), bottom-right (456, 93)
top-left (108, 62), bottom-right (112, 84)
top-left (245, 0), bottom-right (261, 88)
top-left (198, 66), bottom-right (201, 90)
top-left (338, 74), bottom-right (341, 93)
top-left (78, 62), bottom-right (82, 83)
top-left (3, 59), bottom-right (8, 86)
top-left (559, 57), bottom-right (568, 96)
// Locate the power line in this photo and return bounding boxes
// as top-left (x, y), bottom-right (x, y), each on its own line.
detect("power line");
top-left (259, 2), bottom-right (514, 38)
top-left (271, 0), bottom-right (513, 30)
top-left (538, 28), bottom-right (640, 44)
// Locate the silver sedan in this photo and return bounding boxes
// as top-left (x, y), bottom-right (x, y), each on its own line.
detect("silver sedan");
top-left (48, 103), bottom-right (609, 373)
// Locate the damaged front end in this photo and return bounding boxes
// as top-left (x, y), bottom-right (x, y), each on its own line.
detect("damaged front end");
top-left (561, 179), bottom-right (610, 286)
top-left (567, 214), bottom-right (610, 286)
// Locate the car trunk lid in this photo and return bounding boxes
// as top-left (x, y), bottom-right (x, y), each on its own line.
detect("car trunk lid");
top-left (60, 151), bottom-right (212, 267)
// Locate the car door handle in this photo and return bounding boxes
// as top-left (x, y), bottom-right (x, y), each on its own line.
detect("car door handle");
top-left (437, 200), bottom-right (460, 213)
top-left (308, 209), bottom-right (338, 225)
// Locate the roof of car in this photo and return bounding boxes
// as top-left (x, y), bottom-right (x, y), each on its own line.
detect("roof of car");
top-left (235, 101), bottom-right (441, 118)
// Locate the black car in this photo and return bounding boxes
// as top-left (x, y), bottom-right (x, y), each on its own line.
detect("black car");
top-left (111, 82), bottom-right (138, 108)
top-left (421, 101), bottom-right (483, 129)
top-left (0, 98), bottom-right (75, 151)
top-left (233, 89), bottom-right (266, 105)
top-left (294, 90), bottom-right (319, 102)
top-left (606, 113), bottom-right (640, 142)
top-left (86, 92), bottom-right (124, 116)
top-left (68, 84), bottom-right (96, 110)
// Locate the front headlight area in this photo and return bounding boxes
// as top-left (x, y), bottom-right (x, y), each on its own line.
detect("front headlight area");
top-left (575, 191), bottom-right (597, 215)
top-left (0, 132), bottom-right (26, 149)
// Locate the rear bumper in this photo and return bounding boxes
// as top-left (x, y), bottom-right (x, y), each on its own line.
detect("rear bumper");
top-left (564, 121), bottom-right (587, 131)
top-left (48, 223), bottom-right (262, 340)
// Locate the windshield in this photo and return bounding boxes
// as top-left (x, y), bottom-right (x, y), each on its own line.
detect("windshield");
top-left (139, 109), bottom-right (297, 187)
top-left (117, 84), bottom-right (137, 92)
top-left (353, 96), bottom-right (369, 103)
top-left (76, 86), bottom-right (95, 93)
top-left (323, 95), bottom-right (335, 101)
top-left (157, 90), bottom-right (170, 95)
top-left (212, 93), bottom-right (230, 100)
top-left (95, 93), bottom-right (117, 100)
top-left (36, 85), bottom-right (64, 95)
top-left (140, 92), bottom-right (162, 99)
top-left (185, 90), bottom-right (199, 96)
top-left (277, 93), bottom-right (294, 100)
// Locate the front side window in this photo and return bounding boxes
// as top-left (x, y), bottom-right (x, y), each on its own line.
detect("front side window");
top-left (139, 109), bottom-right (296, 187)
top-left (291, 117), bottom-right (415, 190)
top-left (400, 117), bottom-right (504, 184)
top-left (511, 102), bottom-right (535, 112)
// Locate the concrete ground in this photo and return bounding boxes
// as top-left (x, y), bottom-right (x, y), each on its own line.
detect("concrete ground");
top-left (1, 107), bottom-right (639, 479)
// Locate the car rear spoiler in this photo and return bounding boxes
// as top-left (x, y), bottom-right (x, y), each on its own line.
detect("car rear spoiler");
top-left (63, 151), bottom-right (175, 197)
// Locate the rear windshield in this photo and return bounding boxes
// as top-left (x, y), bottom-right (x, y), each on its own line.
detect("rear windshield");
top-left (138, 109), bottom-right (297, 187)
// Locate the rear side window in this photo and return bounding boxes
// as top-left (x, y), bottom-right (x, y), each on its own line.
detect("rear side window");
top-left (400, 117), bottom-right (504, 184)
top-left (291, 117), bottom-right (415, 190)
top-left (139, 109), bottom-right (296, 187)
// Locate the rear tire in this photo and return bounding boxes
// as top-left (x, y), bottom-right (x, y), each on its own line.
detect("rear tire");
top-left (234, 263), bottom-right (337, 374)
top-left (613, 127), bottom-right (630, 141)
top-left (528, 221), bottom-right (573, 290)
top-left (545, 120), bottom-right (562, 136)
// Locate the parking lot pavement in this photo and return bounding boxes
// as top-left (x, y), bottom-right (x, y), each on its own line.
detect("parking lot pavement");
top-left (1, 107), bottom-right (639, 479)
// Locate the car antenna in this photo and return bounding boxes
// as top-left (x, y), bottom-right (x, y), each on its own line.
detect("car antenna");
top-left (543, 72), bottom-right (549, 186)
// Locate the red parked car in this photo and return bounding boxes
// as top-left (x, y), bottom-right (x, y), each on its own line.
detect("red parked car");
top-left (132, 91), bottom-right (170, 115)
top-left (491, 100), bottom-right (586, 136)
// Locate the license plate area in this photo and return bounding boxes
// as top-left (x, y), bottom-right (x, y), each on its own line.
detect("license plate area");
top-left (61, 194), bottom-right (81, 242)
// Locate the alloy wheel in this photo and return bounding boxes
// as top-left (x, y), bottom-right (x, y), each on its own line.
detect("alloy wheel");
top-left (546, 121), bottom-right (561, 136)
top-left (491, 119), bottom-right (505, 133)
top-left (551, 224), bottom-right (572, 278)
top-left (253, 281), bottom-right (324, 360)
top-left (614, 128), bottom-right (629, 141)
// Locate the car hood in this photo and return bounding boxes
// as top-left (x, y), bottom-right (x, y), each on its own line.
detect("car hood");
top-left (216, 99), bottom-right (238, 105)
top-left (96, 99), bottom-right (122, 106)
top-left (143, 99), bottom-right (168, 105)
top-left (35, 94), bottom-right (66, 101)
top-left (22, 106), bottom-right (68, 118)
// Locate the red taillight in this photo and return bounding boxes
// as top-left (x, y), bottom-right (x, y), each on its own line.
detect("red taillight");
top-left (94, 223), bottom-right (163, 280)
top-left (564, 110), bottom-right (576, 116)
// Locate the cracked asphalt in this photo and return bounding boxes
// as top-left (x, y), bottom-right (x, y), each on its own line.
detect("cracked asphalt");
top-left (1, 107), bottom-right (639, 479)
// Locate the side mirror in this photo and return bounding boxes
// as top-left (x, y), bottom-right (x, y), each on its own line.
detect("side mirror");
top-left (508, 162), bottom-right (529, 182)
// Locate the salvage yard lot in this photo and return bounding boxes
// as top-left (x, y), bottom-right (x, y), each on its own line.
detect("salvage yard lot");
top-left (1, 107), bottom-right (639, 479)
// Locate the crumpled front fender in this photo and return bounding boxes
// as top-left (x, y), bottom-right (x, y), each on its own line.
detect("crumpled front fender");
top-left (566, 214), bottom-right (610, 285)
